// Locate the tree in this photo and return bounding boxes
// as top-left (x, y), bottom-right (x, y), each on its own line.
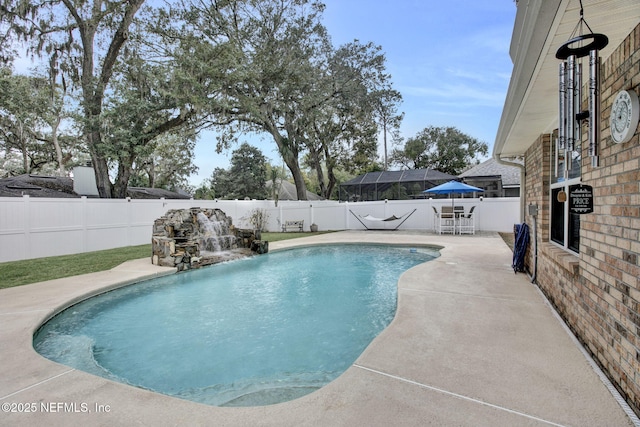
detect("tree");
top-left (390, 126), bottom-right (488, 175)
top-left (181, 0), bottom-right (399, 200)
top-left (1, 0), bottom-right (224, 197)
top-left (227, 143), bottom-right (267, 199)
top-left (182, 0), bottom-right (336, 200)
top-left (266, 162), bottom-right (290, 205)
top-left (0, 68), bottom-right (76, 176)
top-left (182, 0), bottom-right (348, 200)
top-left (129, 131), bottom-right (198, 191)
top-left (2, 0), bottom-right (399, 197)
top-left (2, 0), bottom-right (146, 195)
top-left (193, 179), bottom-right (216, 200)
top-left (0, 69), bottom-right (40, 174)
top-left (302, 41), bottom-right (392, 199)
top-left (209, 167), bottom-right (232, 199)
top-left (373, 88), bottom-right (404, 171)
top-left (87, 4), bottom-right (227, 197)
top-left (207, 143), bottom-right (267, 200)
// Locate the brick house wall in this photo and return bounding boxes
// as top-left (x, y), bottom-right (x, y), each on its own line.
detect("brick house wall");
top-left (523, 23), bottom-right (640, 415)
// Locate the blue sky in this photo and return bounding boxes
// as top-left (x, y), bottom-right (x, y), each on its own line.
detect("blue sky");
top-left (191, 0), bottom-right (517, 185)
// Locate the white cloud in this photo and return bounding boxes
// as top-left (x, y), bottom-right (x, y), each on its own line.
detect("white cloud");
top-left (401, 82), bottom-right (506, 108)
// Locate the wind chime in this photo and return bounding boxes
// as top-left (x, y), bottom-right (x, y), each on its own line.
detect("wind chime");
top-left (555, 1), bottom-right (608, 169)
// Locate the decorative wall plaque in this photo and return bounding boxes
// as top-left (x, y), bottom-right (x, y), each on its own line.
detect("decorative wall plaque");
top-left (569, 184), bottom-right (594, 214)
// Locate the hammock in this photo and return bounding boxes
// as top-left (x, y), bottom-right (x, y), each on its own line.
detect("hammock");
top-left (361, 214), bottom-right (402, 222)
top-left (349, 209), bottom-right (416, 230)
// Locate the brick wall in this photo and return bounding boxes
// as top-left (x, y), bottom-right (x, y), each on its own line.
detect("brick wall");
top-left (524, 23), bottom-right (640, 415)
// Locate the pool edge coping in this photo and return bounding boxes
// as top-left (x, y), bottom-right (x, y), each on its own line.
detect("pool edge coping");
top-left (0, 230), bottom-right (636, 427)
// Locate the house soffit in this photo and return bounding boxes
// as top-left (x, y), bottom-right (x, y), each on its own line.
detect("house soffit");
top-left (494, 0), bottom-right (640, 158)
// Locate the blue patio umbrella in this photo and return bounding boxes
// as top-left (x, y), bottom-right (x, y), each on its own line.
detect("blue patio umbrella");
top-left (423, 180), bottom-right (484, 207)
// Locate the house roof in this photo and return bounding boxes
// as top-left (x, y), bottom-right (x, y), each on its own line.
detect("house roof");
top-left (0, 174), bottom-right (190, 199)
top-left (494, 0), bottom-right (640, 158)
top-left (341, 169), bottom-right (457, 186)
top-left (0, 174), bottom-right (78, 198)
top-left (127, 187), bottom-right (190, 200)
top-left (459, 158), bottom-right (523, 187)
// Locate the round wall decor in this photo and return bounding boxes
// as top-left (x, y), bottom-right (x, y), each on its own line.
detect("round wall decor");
top-left (610, 89), bottom-right (640, 144)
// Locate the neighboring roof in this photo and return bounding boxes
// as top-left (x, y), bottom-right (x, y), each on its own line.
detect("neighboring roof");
top-left (0, 174), bottom-right (190, 199)
top-left (494, 0), bottom-right (640, 158)
top-left (341, 169), bottom-right (457, 186)
top-left (0, 174), bottom-right (78, 198)
top-left (127, 187), bottom-right (190, 200)
top-left (459, 158), bottom-right (523, 187)
top-left (265, 179), bottom-right (324, 201)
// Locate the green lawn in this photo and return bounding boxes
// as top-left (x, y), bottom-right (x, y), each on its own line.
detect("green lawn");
top-left (0, 231), bottom-right (334, 289)
top-left (0, 245), bottom-right (152, 290)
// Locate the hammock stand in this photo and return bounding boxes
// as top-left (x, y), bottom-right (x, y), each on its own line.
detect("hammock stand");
top-left (349, 208), bottom-right (417, 231)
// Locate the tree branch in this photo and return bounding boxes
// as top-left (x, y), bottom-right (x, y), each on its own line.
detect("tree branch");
top-left (98, 0), bottom-right (145, 102)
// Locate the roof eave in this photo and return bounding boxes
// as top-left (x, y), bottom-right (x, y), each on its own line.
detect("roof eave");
top-left (493, 0), bottom-right (640, 159)
top-left (494, 0), bottom-right (564, 159)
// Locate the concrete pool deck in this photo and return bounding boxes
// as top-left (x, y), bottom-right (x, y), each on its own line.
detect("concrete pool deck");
top-left (0, 230), bottom-right (637, 426)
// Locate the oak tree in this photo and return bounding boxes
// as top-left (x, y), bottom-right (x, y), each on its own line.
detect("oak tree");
top-left (391, 126), bottom-right (488, 175)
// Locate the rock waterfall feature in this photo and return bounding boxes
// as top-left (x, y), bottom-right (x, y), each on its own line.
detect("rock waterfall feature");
top-left (152, 208), bottom-right (267, 271)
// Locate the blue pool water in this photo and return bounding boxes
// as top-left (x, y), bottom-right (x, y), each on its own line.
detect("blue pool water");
top-left (34, 244), bottom-right (439, 406)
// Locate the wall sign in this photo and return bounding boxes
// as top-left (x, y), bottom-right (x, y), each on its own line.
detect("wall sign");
top-left (569, 184), bottom-right (594, 214)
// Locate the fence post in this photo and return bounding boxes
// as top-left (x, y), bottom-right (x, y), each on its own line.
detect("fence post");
top-left (478, 196), bottom-right (484, 231)
top-left (126, 197), bottom-right (132, 246)
top-left (23, 195), bottom-right (31, 258)
top-left (310, 203), bottom-right (314, 229)
top-left (345, 201), bottom-right (349, 229)
top-left (81, 196), bottom-right (88, 252)
top-left (428, 197), bottom-right (433, 231)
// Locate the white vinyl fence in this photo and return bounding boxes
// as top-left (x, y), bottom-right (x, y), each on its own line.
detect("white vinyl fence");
top-left (0, 196), bottom-right (520, 262)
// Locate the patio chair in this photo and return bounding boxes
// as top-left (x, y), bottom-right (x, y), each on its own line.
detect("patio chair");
top-left (438, 206), bottom-right (456, 234)
top-left (432, 206), bottom-right (440, 231)
top-left (458, 206), bottom-right (476, 234)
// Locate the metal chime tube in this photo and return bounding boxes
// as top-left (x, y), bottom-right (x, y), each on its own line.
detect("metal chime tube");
top-left (566, 55), bottom-right (576, 152)
top-left (558, 62), bottom-right (566, 151)
top-left (589, 49), bottom-right (600, 167)
top-left (568, 61), bottom-right (582, 171)
top-left (575, 62), bottom-right (582, 146)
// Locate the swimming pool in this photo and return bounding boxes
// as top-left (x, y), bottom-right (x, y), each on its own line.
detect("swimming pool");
top-left (33, 244), bottom-right (439, 406)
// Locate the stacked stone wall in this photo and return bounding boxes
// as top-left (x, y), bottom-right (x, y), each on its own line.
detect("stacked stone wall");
top-left (151, 208), bottom-right (263, 271)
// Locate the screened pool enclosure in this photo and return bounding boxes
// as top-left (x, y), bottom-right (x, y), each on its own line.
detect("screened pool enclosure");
top-left (339, 169), bottom-right (458, 201)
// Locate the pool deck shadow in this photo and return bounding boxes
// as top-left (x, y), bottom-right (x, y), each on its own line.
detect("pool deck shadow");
top-left (0, 231), bottom-right (636, 426)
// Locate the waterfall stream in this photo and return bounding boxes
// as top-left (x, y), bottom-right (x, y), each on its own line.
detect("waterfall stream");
top-left (196, 212), bottom-right (237, 254)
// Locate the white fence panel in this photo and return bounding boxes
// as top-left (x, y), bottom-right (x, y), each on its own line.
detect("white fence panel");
top-left (346, 201), bottom-right (387, 230)
top-left (84, 199), bottom-right (130, 253)
top-left (0, 196), bottom-right (521, 262)
top-left (276, 201), bottom-right (313, 231)
top-left (24, 198), bottom-right (85, 260)
top-left (0, 197), bottom-right (28, 261)
top-left (310, 201), bottom-right (344, 231)
top-left (474, 197), bottom-right (521, 233)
